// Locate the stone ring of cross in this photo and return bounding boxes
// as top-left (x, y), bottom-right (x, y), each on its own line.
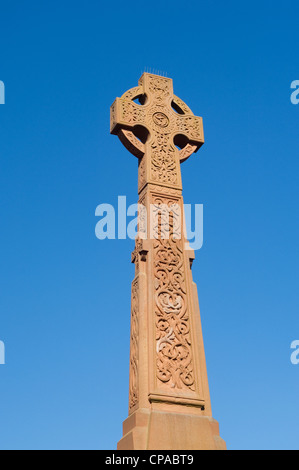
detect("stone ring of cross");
top-left (110, 73), bottom-right (204, 164)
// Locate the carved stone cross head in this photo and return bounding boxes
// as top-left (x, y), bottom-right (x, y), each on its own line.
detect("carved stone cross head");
top-left (111, 73), bottom-right (204, 192)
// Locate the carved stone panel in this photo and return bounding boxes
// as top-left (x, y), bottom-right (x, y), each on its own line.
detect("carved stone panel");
top-left (151, 195), bottom-right (196, 392)
top-left (129, 278), bottom-right (139, 410)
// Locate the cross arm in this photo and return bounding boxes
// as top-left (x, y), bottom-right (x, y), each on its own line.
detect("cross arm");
top-left (110, 98), bottom-right (147, 135)
top-left (175, 114), bottom-right (204, 149)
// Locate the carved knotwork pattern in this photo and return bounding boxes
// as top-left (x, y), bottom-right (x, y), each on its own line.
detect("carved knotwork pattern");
top-left (153, 196), bottom-right (195, 391)
top-left (129, 278), bottom-right (139, 410)
top-left (175, 116), bottom-right (203, 141)
top-left (151, 132), bottom-right (178, 185)
top-left (147, 76), bottom-right (172, 104)
top-left (121, 101), bottom-right (146, 125)
top-left (146, 99), bottom-right (178, 186)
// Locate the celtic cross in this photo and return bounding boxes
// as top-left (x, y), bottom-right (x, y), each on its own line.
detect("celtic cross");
top-left (111, 73), bottom-right (204, 193)
top-left (111, 73), bottom-right (226, 451)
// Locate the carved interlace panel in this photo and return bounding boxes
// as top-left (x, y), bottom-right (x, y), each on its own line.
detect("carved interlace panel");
top-left (175, 116), bottom-right (203, 141)
top-left (151, 131), bottom-right (178, 185)
top-left (152, 196), bottom-right (195, 392)
top-left (121, 101), bottom-right (146, 125)
top-left (129, 278), bottom-right (139, 410)
top-left (147, 76), bottom-right (172, 104)
top-left (146, 78), bottom-right (178, 186)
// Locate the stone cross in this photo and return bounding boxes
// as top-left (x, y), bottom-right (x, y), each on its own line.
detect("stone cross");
top-left (111, 73), bottom-right (204, 194)
top-left (110, 73), bottom-right (226, 450)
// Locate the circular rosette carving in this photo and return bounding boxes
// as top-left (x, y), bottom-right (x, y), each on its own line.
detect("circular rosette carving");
top-left (176, 321), bottom-right (189, 336)
top-left (156, 318), bottom-right (170, 333)
top-left (153, 112), bottom-right (169, 128)
top-left (157, 293), bottom-right (183, 316)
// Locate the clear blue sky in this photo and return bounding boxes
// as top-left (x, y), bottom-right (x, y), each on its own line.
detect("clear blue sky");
top-left (0, 0), bottom-right (298, 450)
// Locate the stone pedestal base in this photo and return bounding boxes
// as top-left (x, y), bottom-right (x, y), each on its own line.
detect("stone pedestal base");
top-left (117, 409), bottom-right (226, 450)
